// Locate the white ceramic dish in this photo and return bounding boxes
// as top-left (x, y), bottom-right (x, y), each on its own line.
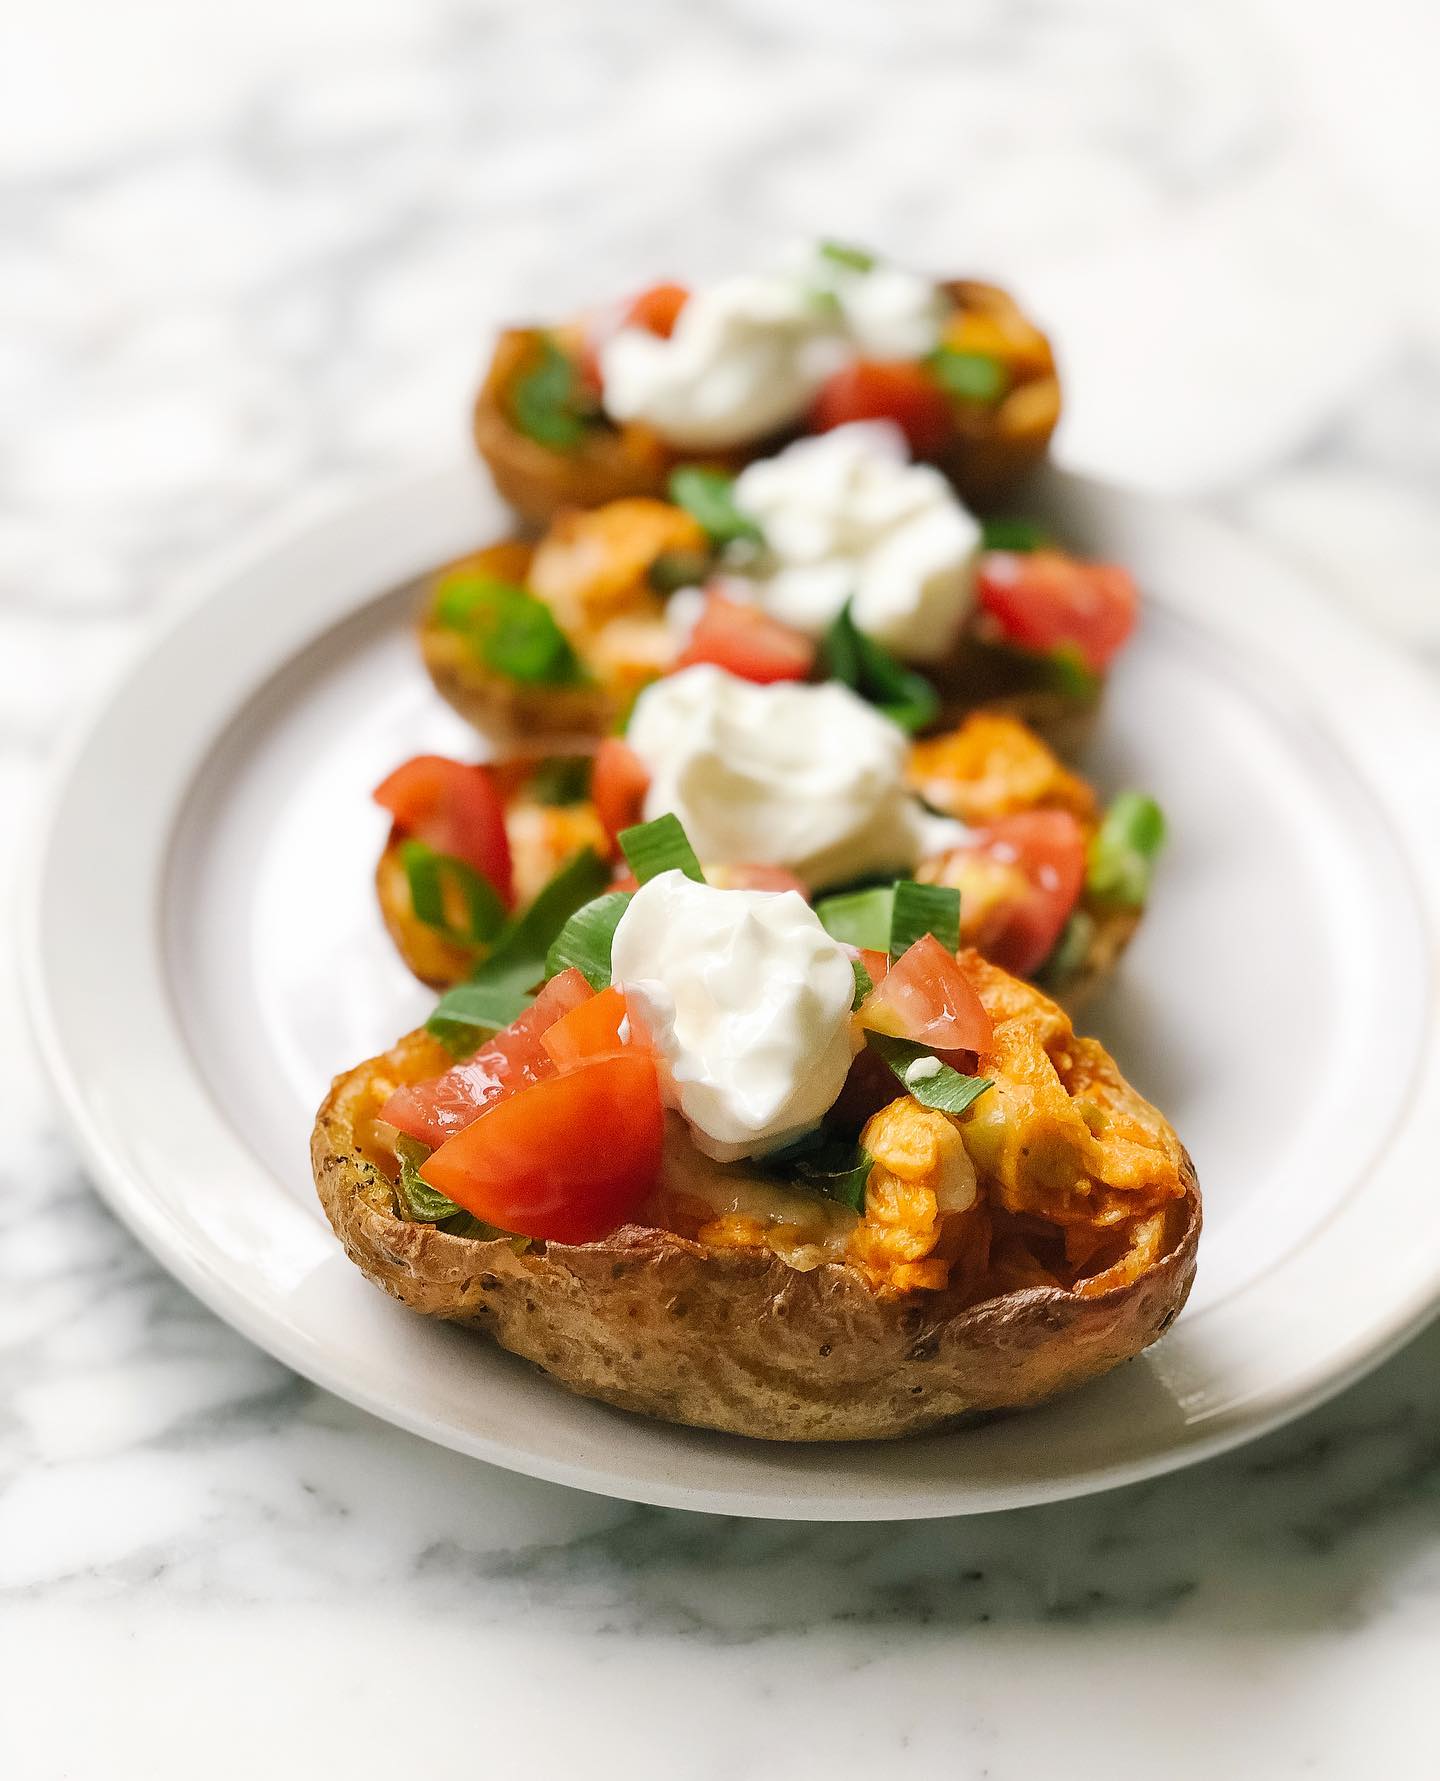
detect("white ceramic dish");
top-left (22, 464), bottom-right (1440, 1519)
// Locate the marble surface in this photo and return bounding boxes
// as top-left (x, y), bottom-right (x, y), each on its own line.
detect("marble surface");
top-left (5, 0), bottom-right (1440, 1773)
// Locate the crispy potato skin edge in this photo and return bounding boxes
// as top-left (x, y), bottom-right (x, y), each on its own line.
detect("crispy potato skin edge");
top-left (312, 1029), bottom-right (1199, 1442)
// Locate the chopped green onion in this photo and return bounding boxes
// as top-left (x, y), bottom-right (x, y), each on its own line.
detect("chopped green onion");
top-left (815, 885), bottom-right (894, 952)
top-left (981, 517), bottom-right (1048, 553)
top-left (818, 240), bottom-right (876, 273)
top-left (850, 955), bottom-right (874, 1009)
top-left (647, 548), bottom-right (714, 594)
top-left (477, 847), bottom-right (614, 991)
top-left (667, 466), bottom-right (764, 547)
top-left (888, 880), bottom-right (960, 959)
top-left (1037, 908), bottom-right (1097, 990)
top-left (524, 756), bottom-right (592, 806)
top-left (432, 572), bottom-right (587, 687)
top-left (400, 840), bottom-right (507, 947)
top-left (509, 335), bottom-right (595, 451)
top-left (618, 812), bottom-right (706, 885)
top-left (927, 346), bottom-right (1008, 404)
top-left (866, 1033), bottom-right (993, 1117)
top-left (425, 847), bottom-right (613, 1047)
top-left (821, 601), bottom-right (940, 734)
top-left (426, 979), bottom-right (535, 1049)
top-left (394, 1135), bottom-right (467, 1223)
top-left (1047, 645), bottom-right (1102, 703)
top-left (545, 891), bottom-right (633, 990)
top-left (759, 1129), bottom-right (873, 1213)
top-left (395, 1137), bottom-right (515, 1238)
top-left (1087, 792), bottom-right (1166, 908)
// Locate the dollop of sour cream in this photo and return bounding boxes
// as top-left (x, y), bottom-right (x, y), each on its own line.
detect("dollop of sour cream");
top-left (804, 246), bottom-right (949, 360)
top-left (597, 244), bottom-right (947, 452)
top-left (610, 871), bottom-right (858, 1162)
top-left (732, 422), bottom-right (982, 662)
top-left (625, 665), bottom-right (960, 891)
top-left (599, 273), bottom-right (839, 452)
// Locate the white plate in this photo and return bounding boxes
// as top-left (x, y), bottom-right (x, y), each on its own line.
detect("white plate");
top-left (23, 464), bottom-right (1440, 1519)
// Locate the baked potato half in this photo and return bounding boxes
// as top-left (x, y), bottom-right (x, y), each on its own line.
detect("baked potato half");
top-left (418, 496), bottom-right (1136, 760)
top-left (372, 708), bottom-right (1162, 1012)
top-left (472, 273), bottom-right (1059, 525)
top-left (312, 948), bottom-right (1198, 1443)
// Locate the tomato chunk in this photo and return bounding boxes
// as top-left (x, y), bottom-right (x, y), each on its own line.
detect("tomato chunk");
top-left (674, 592), bottom-right (816, 684)
top-left (857, 947), bottom-right (891, 988)
top-left (962, 810), bottom-right (1087, 977)
top-left (858, 933), bottom-right (993, 1054)
top-left (591, 736), bottom-right (652, 848)
top-left (809, 361), bottom-right (955, 458)
top-left (420, 1053), bottom-right (665, 1243)
top-left (977, 551), bottom-right (1139, 674)
top-left (373, 756), bottom-right (514, 905)
top-left (541, 984), bottom-right (630, 1070)
top-left (381, 968), bottom-right (595, 1146)
top-left (623, 282), bottom-right (689, 338)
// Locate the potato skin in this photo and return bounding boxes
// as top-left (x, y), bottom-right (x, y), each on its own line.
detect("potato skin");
top-left (472, 283), bottom-right (1059, 526)
top-left (933, 279), bottom-right (1060, 508)
top-left (473, 330), bottom-right (675, 528)
top-left (312, 1028), bottom-right (1199, 1442)
top-left (418, 539), bottom-right (625, 747)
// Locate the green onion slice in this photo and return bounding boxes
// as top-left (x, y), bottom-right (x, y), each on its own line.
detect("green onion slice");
top-left (926, 346), bottom-right (1008, 404)
top-left (432, 571), bottom-right (587, 687)
top-left (1047, 645), bottom-right (1102, 703)
top-left (400, 840), bottom-right (506, 947)
top-left (1086, 792), bottom-right (1166, 908)
top-left (815, 885), bottom-right (894, 952)
top-left (647, 548), bottom-right (714, 595)
top-left (888, 880), bottom-right (960, 960)
top-left (395, 1137), bottom-right (515, 1239)
top-left (618, 812), bottom-right (706, 885)
top-left (1036, 908), bottom-right (1096, 991)
top-left (980, 517), bottom-right (1048, 553)
top-left (509, 335), bottom-right (595, 452)
top-left (817, 240), bottom-right (876, 273)
top-left (524, 756), bottom-right (593, 806)
top-left (866, 1033), bottom-right (993, 1117)
top-left (426, 979), bottom-right (535, 1050)
top-left (394, 1135), bottom-right (467, 1223)
top-left (425, 847), bottom-right (612, 1047)
top-left (667, 466), bottom-right (764, 547)
top-left (545, 890), bottom-right (633, 991)
top-left (821, 601), bottom-right (940, 734)
top-left (849, 955), bottom-right (874, 1009)
top-left (760, 1128), bottom-right (873, 1213)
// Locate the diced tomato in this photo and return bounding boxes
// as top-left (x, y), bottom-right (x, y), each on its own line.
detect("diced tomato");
top-left (381, 968), bottom-right (595, 1146)
top-left (674, 592), bottom-right (816, 684)
top-left (591, 736), bottom-right (651, 848)
top-left (976, 550), bottom-right (1139, 674)
top-left (857, 947), bottom-right (891, 988)
top-left (809, 361), bottom-right (955, 458)
top-left (858, 933), bottom-right (994, 1054)
top-left (381, 1051), bottom-right (516, 1150)
top-left (541, 984), bottom-right (630, 1071)
top-left (420, 1053), bottom-right (665, 1243)
top-left (623, 282), bottom-right (690, 338)
top-left (961, 810), bottom-right (1087, 977)
top-left (373, 756), bottom-right (514, 905)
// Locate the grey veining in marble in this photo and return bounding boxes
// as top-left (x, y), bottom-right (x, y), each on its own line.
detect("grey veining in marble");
top-left (4, 0), bottom-right (1440, 1775)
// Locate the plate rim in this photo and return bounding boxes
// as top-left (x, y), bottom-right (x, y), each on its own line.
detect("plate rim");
top-left (21, 461), bottom-right (1440, 1520)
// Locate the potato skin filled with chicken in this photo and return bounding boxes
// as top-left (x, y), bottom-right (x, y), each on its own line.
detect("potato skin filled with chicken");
top-left (312, 959), bottom-right (1198, 1443)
